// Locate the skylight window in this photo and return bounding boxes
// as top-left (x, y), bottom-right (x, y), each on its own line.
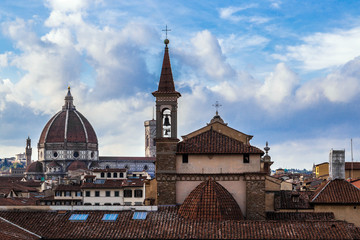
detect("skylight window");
top-left (69, 214), bottom-right (88, 221)
top-left (102, 214), bottom-right (118, 221)
top-left (133, 212), bottom-right (147, 220)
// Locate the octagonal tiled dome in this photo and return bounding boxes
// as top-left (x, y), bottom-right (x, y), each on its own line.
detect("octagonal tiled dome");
top-left (38, 87), bottom-right (98, 145)
top-left (178, 178), bottom-right (244, 220)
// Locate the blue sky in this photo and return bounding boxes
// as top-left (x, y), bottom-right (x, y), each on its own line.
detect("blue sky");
top-left (1, 0), bottom-right (360, 170)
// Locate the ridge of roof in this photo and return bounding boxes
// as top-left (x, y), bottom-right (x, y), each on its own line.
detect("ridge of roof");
top-left (177, 127), bottom-right (263, 155)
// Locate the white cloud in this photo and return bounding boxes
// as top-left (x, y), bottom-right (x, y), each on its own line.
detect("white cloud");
top-left (219, 5), bottom-right (270, 24)
top-left (280, 27), bottom-right (360, 70)
top-left (295, 57), bottom-right (360, 105)
top-left (0, 52), bottom-right (11, 67)
top-left (219, 34), bottom-right (269, 54)
top-left (44, 0), bottom-right (89, 13)
top-left (257, 63), bottom-right (299, 105)
top-left (184, 30), bottom-right (235, 81)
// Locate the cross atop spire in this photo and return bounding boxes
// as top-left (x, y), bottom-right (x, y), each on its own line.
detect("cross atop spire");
top-left (212, 101), bottom-right (222, 116)
top-left (162, 25), bottom-right (171, 39)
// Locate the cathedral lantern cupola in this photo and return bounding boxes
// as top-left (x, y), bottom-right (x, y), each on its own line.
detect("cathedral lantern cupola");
top-left (152, 37), bottom-right (181, 139)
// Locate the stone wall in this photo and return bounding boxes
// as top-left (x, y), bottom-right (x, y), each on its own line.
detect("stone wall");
top-left (156, 138), bottom-right (178, 205)
top-left (245, 173), bottom-right (266, 220)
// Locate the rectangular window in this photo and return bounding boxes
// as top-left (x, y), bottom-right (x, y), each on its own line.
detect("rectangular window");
top-left (85, 191), bottom-right (90, 197)
top-left (120, 173), bottom-right (124, 178)
top-left (106, 191), bottom-right (111, 197)
top-left (95, 191), bottom-right (100, 197)
top-left (114, 191), bottom-right (119, 197)
top-left (182, 154), bottom-right (188, 163)
top-left (134, 189), bottom-right (143, 198)
top-left (243, 154), bottom-right (250, 164)
top-left (65, 191), bottom-right (71, 197)
top-left (133, 212), bottom-right (147, 220)
top-left (124, 189), bottom-right (132, 198)
top-left (76, 191), bottom-right (82, 197)
top-left (55, 191), bottom-right (61, 197)
top-left (101, 172), bottom-right (105, 178)
top-left (102, 214), bottom-right (118, 221)
top-left (107, 172), bottom-right (111, 178)
top-left (113, 172), bottom-right (117, 178)
top-left (69, 214), bottom-right (88, 221)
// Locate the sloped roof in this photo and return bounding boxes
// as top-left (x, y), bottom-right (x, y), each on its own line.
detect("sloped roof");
top-left (0, 217), bottom-right (40, 240)
top-left (67, 160), bottom-right (87, 171)
top-left (25, 161), bottom-right (43, 173)
top-left (178, 178), bottom-right (243, 220)
top-left (0, 208), bottom-right (359, 239)
top-left (312, 179), bottom-right (360, 204)
top-left (177, 128), bottom-right (263, 155)
top-left (274, 191), bottom-right (313, 210)
top-left (47, 161), bottom-right (61, 168)
top-left (81, 179), bottom-right (144, 189)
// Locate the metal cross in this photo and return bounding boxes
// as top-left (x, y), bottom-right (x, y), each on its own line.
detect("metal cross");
top-left (162, 25), bottom-right (171, 39)
top-left (212, 101), bottom-right (222, 115)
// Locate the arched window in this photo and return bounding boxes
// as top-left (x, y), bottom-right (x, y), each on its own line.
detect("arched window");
top-left (162, 109), bottom-right (171, 137)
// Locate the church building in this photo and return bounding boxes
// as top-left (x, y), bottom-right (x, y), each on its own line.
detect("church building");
top-left (153, 38), bottom-right (272, 220)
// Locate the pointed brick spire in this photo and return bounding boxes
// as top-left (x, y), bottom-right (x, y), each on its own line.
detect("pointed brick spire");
top-left (153, 40), bottom-right (180, 96)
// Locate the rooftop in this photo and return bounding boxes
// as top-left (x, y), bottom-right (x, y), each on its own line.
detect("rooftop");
top-left (0, 207), bottom-right (359, 239)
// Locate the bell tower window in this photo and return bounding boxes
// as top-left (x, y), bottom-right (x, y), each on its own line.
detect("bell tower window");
top-left (162, 109), bottom-right (171, 138)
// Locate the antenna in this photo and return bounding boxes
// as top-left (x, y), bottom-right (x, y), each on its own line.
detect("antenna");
top-left (351, 139), bottom-right (354, 180)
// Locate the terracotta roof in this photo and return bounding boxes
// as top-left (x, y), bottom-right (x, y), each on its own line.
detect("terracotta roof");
top-left (47, 161), bottom-right (61, 168)
top-left (312, 179), bottom-right (360, 204)
top-left (178, 178), bottom-right (244, 220)
top-left (351, 179), bottom-right (360, 188)
top-left (345, 162), bottom-right (360, 170)
top-left (274, 191), bottom-right (314, 210)
top-left (99, 156), bottom-right (156, 162)
top-left (152, 45), bottom-right (180, 96)
top-left (266, 212), bottom-right (335, 221)
top-left (54, 184), bottom-right (81, 191)
top-left (39, 89), bottom-right (98, 144)
top-left (177, 128), bottom-right (264, 154)
top-left (25, 161), bottom-right (43, 173)
top-left (81, 179), bottom-right (144, 189)
top-left (0, 208), bottom-right (359, 239)
top-left (67, 160), bottom-right (87, 171)
top-left (92, 168), bottom-right (127, 173)
top-left (0, 218), bottom-right (40, 240)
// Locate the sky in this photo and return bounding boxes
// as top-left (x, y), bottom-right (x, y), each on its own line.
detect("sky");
top-left (1, 0), bottom-right (360, 170)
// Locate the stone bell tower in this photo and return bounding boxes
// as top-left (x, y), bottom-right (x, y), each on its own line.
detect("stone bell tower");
top-left (152, 37), bottom-right (181, 205)
top-left (25, 136), bottom-right (32, 167)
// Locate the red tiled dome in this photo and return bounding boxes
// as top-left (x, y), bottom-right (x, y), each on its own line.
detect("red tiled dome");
top-left (67, 160), bottom-right (87, 171)
top-left (38, 88), bottom-right (98, 145)
top-left (178, 178), bottom-right (244, 220)
top-left (25, 161), bottom-right (43, 173)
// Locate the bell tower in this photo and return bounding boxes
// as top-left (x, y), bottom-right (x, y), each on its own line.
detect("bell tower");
top-left (152, 37), bottom-right (181, 205)
top-left (25, 136), bottom-right (32, 167)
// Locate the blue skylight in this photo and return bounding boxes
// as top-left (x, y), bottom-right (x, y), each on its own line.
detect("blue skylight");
top-left (102, 214), bottom-right (118, 221)
top-left (69, 214), bottom-right (88, 221)
top-left (133, 212), bottom-right (147, 220)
